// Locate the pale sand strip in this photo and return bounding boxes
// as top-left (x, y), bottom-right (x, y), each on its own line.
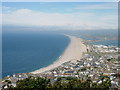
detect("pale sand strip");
top-left (31, 35), bottom-right (87, 74)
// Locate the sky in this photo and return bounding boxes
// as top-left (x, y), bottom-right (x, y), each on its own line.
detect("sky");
top-left (1, 2), bottom-right (118, 30)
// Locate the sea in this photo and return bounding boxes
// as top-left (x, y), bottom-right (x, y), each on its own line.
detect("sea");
top-left (2, 30), bottom-right (70, 78)
top-left (2, 27), bottom-right (118, 78)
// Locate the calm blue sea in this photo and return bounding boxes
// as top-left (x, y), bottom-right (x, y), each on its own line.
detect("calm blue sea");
top-left (2, 31), bottom-right (70, 78)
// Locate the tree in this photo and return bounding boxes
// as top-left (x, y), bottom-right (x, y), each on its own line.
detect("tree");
top-left (13, 76), bottom-right (112, 89)
top-left (16, 76), bottom-right (51, 89)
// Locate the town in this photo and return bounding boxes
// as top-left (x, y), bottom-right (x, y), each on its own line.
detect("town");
top-left (1, 44), bottom-right (120, 89)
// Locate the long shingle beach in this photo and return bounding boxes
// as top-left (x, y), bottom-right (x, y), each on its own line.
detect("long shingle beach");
top-left (31, 35), bottom-right (87, 74)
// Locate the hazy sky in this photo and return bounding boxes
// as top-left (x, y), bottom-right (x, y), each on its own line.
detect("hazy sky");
top-left (1, 2), bottom-right (118, 30)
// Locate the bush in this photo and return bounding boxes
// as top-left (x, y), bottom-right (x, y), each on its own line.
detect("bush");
top-left (14, 76), bottom-right (112, 89)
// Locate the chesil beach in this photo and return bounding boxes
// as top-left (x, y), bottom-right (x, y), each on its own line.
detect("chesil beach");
top-left (31, 35), bottom-right (87, 74)
top-left (1, 2), bottom-right (118, 89)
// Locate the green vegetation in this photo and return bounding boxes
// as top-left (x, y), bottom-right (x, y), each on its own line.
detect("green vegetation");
top-left (118, 52), bottom-right (120, 54)
top-left (57, 76), bottom-right (77, 81)
top-left (112, 74), bottom-right (120, 78)
top-left (1, 76), bottom-right (9, 81)
top-left (81, 68), bottom-right (87, 71)
top-left (7, 76), bottom-right (113, 89)
top-left (86, 52), bottom-right (101, 59)
top-left (16, 76), bottom-right (51, 89)
top-left (108, 58), bottom-right (118, 61)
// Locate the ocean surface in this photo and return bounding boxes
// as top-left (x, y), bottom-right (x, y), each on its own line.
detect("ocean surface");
top-left (2, 31), bottom-right (70, 78)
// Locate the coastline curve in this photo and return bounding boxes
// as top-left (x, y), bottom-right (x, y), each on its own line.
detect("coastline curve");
top-left (31, 35), bottom-right (87, 74)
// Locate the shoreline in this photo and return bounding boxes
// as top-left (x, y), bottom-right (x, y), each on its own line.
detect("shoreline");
top-left (31, 35), bottom-right (87, 74)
